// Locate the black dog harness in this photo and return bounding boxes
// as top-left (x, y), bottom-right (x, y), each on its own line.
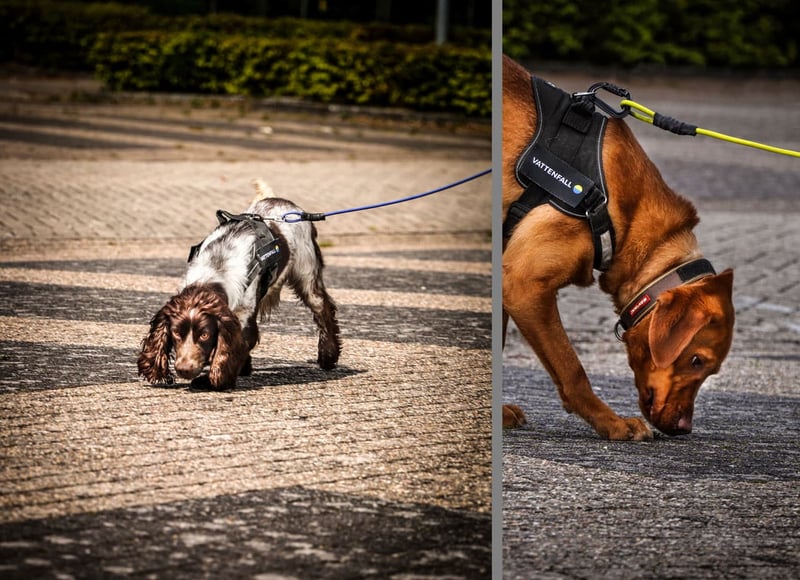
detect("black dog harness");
top-left (504, 74), bottom-right (721, 339)
top-left (188, 210), bottom-right (283, 301)
top-left (503, 76), bottom-right (621, 271)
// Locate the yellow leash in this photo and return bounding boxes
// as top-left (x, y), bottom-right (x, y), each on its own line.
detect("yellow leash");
top-left (619, 98), bottom-right (800, 158)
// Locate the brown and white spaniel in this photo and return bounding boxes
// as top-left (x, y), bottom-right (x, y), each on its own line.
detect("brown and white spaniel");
top-left (137, 183), bottom-right (341, 389)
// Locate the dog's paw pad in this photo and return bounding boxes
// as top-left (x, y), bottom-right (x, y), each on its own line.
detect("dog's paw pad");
top-left (143, 375), bottom-right (174, 387)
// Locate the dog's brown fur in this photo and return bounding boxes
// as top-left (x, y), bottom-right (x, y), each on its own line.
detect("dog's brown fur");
top-left (502, 56), bottom-right (735, 440)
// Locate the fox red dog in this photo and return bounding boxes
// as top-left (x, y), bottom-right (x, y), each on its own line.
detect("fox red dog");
top-left (502, 56), bottom-right (735, 440)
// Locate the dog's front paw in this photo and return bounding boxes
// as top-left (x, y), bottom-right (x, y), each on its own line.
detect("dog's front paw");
top-left (143, 374), bottom-right (174, 387)
top-left (503, 404), bottom-right (527, 429)
top-left (601, 417), bottom-right (653, 441)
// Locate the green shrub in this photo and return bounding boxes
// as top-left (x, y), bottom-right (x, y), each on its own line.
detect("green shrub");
top-left (89, 32), bottom-right (492, 116)
top-left (1, 0), bottom-right (491, 116)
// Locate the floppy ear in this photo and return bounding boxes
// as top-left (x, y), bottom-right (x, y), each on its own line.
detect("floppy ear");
top-left (648, 286), bottom-right (710, 369)
top-left (138, 304), bottom-right (174, 385)
top-left (208, 305), bottom-right (247, 389)
top-left (648, 270), bottom-right (734, 368)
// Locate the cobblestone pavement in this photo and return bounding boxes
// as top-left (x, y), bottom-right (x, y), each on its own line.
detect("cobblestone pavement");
top-left (0, 76), bottom-right (492, 578)
top-left (503, 70), bottom-right (800, 578)
top-left (2, 68), bottom-right (799, 579)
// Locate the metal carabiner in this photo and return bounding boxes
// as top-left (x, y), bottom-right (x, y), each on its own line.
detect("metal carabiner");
top-left (281, 211), bottom-right (306, 223)
top-left (281, 211), bottom-right (326, 223)
top-left (573, 82), bottom-right (632, 119)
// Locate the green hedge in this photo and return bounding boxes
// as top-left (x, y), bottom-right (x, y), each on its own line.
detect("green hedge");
top-left (88, 32), bottom-right (492, 116)
top-left (0, 0), bottom-right (491, 116)
top-left (504, 0), bottom-right (799, 69)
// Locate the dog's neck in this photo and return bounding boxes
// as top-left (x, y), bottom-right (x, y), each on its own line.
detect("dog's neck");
top-left (612, 232), bottom-right (703, 310)
top-left (598, 119), bottom-right (704, 312)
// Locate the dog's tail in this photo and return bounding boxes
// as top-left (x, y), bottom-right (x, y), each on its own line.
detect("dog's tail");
top-left (252, 178), bottom-right (275, 202)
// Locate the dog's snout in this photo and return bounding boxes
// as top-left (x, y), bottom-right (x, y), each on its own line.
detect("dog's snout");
top-left (645, 392), bottom-right (695, 436)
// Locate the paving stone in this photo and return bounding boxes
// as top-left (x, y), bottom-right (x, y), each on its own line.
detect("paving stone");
top-left (0, 78), bottom-right (492, 578)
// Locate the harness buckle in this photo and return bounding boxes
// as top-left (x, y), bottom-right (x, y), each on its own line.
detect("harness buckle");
top-left (584, 192), bottom-right (608, 217)
top-left (216, 210), bottom-right (265, 225)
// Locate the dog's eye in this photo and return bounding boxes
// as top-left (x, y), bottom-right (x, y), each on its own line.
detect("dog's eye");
top-left (199, 331), bottom-right (210, 342)
top-left (690, 355), bottom-right (704, 369)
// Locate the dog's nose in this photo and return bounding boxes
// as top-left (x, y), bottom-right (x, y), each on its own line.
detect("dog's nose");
top-left (175, 360), bottom-right (200, 379)
top-left (675, 415), bottom-right (693, 434)
top-left (655, 410), bottom-right (693, 436)
top-left (660, 413), bottom-right (692, 435)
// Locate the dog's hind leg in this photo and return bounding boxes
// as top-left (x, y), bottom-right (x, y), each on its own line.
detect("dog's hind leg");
top-left (289, 248), bottom-right (341, 370)
top-left (297, 280), bottom-right (341, 370)
top-left (312, 290), bottom-right (341, 371)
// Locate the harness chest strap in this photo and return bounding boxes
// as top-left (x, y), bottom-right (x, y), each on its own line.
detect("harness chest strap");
top-left (614, 258), bottom-right (717, 340)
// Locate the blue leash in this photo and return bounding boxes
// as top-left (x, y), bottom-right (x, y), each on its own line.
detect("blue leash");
top-left (281, 168), bottom-right (492, 223)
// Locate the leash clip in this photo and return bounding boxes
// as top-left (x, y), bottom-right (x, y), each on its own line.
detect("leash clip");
top-left (282, 211), bottom-right (327, 223)
top-left (573, 82), bottom-right (632, 119)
